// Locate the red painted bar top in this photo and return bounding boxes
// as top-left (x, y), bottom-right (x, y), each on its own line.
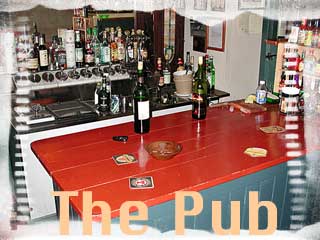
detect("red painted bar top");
top-left (31, 105), bottom-right (318, 219)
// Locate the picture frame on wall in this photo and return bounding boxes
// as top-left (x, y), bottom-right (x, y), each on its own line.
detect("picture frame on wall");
top-left (211, 0), bottom-right (225, 12)
top-left (238, 0), bottom-right (265, 10)
top-left (194, 0), bottom-right (208, 11)
top-left (207, 20), bottom-right (226, 52)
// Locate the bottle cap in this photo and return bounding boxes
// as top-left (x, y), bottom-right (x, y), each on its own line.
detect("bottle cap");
top-left (259, 80), bottom-right (265, 85)
top-left (138, 61), bottom-right (143, 71)
top-left (104, 73), bottom-right (109, 77)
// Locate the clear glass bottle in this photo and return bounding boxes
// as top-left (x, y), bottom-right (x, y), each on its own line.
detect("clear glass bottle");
top-left (84, 39), bottom-right (94, 67)
top-left (163, 54), bottom-right (171, 85)
top-left (256, 80), bottom-right (267, 105)
top-left (56, 37), bottom-right (67, 69)
top-left (117, 28), bottom-right (125, 62)
top-left (91, 28), bottom-right (101, 65)
top-left (110, 27), bottom-right (118, 62)
top-left (184, 52), bottom-right (192, 74)
top-left (100, 30), bottom-right (111, 64)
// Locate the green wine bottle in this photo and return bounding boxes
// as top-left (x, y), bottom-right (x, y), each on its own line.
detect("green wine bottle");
top-left (133, 61), bottom-right (150, 133)
top-left (192, 56), bottom-right (208, 120)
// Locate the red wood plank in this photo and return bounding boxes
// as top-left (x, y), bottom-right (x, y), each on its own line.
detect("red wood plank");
top-left (31, 105), bottom-right (315, 219)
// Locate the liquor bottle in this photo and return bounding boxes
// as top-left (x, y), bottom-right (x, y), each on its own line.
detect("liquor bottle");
top-left (56, 37), bottom-right (67, 69)
top-left (91, 28), bottom-right (101, 65)
top-left (32, 22), bottom-right (40, 45)
top-left (140, 30), bottom-right (148, 60)
top-left (94, 81), bottom-right (101, 105)
top-left (192, 56), bottom-right (207, 120)
top-left (27, 35), bottom-right (39, 72)
top-left (298, 51), bottom-right (305, 72)
top-left (304, 50), bottom-right (316, 75)
top-left (184, 52), bottom-right (192, 74)
top-left (298, 19), bottom-right (307, 45)
top-left (163, 54), bottom-right (171, 85)
top-left (190, 56), bottom-right (194, 74)
top-left (209, 56), bottom-right (216, 92)
top-left (204, 54), bottom-right (211, 95)
top-left (98, 74), bottom-right (111, 112)
top-left (312, 19), bottom-right (320, 48)
top-left (117, 28), bottom-right (125, 62)
top-left (51, 36), bottom-right (59, 69)
top-left (75, 30), bottom-right (84, 67)
top-left (86, 27), bottom-right (92, 41)
top-left (38, 34), bottom-right (49, 71)
top-left (304, 20), bottom-right (313, 47)
top-left (100, 30), bottom-right (111, 64)
top-left (110, 27), bottom-right (118, 62)
top-left (133, 61), bottom-right (150, 134)
top-left (65, 30), bottom-right (76, 68)
top-left (154, 57), bottom-right (163, 98)
top-left (125, 30), bottom-right (133, 63)
top-left (256, 80), bottom-right (267, 105)
top-left (132, 29), bottom-right (138, 61)
top-left (84, 39), bottom-right (94, 67)
top-left (177, 58), bottom-right (185, 71)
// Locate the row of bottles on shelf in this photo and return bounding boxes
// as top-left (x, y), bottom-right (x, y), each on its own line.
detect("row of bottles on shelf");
top-left (289, 18), bottom-right (320, 47)
top-left (19, 22), bottom-right (150, 74)
top-left (93, 61), bottom-right (150, 133)
top-left (93, 54), bottom-right (216, 132)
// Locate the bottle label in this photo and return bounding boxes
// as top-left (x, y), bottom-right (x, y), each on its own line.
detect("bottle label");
top-left (256, 90), bottom-right (267, 104)
top-left (58, 53), bottom-right (67, 66)
top-left (118, 44), bottom-right (125, 60)
top-left (26, 58), bottom-right (39, 70)
top-left (163, 70), bottom-right (171, 84)
top-left (66, 44), bottom-right (75, 68)
top-left (138, 101), bottom-right (150, 120)
top-left (75, 48), bottom-right (83, 62)
top-left (128, 47), bottom-right (134, 59)
top-left (39, 50), bottom-right (48, 66)
top-left (85, 54), bottom-right (94, 63)
top-left (100, 46), bottom-right (111, 63)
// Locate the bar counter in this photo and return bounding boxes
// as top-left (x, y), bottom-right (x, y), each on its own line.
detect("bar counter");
top-left (31, 104), bottom-right (319, 231)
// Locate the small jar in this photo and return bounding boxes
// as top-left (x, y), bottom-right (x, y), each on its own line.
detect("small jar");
top-left (279, 87), bottom-right (300, 115)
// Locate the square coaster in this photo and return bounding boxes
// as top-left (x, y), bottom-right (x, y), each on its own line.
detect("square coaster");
top-left (129, 176), bottom-right (154, 189)
top-left (113, 154), bottom-right (137, 165)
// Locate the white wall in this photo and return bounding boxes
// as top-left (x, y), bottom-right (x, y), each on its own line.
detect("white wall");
top-left (184, 6), bottom-right (264, 101)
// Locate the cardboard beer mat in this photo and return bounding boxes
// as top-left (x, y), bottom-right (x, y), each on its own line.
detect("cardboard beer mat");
top-left (112, 154), bottom-right (137, 165)
top-left (260, 125), bottom-right (285, 134)
top-left (129, 176), bottom-right (154, 189)
top-left (244, 148), bottom-right (268, 158)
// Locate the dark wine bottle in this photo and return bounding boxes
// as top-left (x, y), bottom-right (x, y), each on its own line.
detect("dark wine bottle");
top-left (98, 74), bottom-right (110, 112)
top-left (38, 34), bottom-right (48, 71)
top-left (75, 30), bottom-right (84, 68)
top-left (192, 56), bottom-right (207, 120)
top-left (133, 61), bottom-right (150, 134)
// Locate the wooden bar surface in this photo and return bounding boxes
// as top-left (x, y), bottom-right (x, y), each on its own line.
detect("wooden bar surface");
top-left (31, 105), bottom-right (319, 218)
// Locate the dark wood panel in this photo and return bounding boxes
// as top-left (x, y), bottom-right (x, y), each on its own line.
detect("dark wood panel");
top-left (153, 10), bottom-right (165, 66)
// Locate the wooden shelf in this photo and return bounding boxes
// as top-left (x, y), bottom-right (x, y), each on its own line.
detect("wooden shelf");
top-left (273, 43), bottom-right (320, 93)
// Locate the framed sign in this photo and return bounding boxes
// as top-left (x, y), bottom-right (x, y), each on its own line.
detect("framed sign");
top-left (211, 0), bottom-right (225, 12)
top-left (207, 20), bottom-right (226, 52)
top-left (194, 0), bottom-right (208, 10)
top-left (239, 0), bottom-right (265, 10)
